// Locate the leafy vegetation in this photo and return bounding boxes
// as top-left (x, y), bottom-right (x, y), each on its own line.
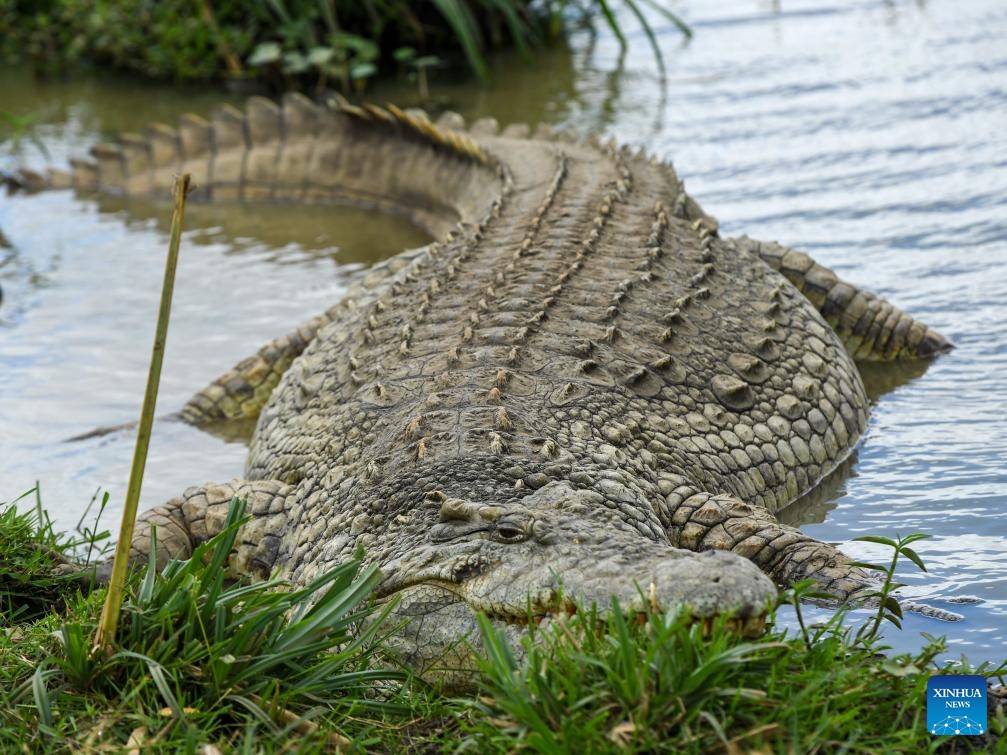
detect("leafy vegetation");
top-left (0, 486), bottom-right (106, 622)
top-left (1, 491), bottom-right (406, 751)
top-left (467, 548), bottom-right (1007, 753)
top-left (0, 0), bottom-right (691, 92)
top-left (1, 489), bottom-right (1004, 752)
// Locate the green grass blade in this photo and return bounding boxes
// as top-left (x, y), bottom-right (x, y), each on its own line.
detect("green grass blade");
top-left (609, 598), bottom-right (641, 700)
top-left (318, 0), bottom-right (337, 35)
top-left (483, 0), bottom-right (537, 57)
top-left (594, 0), bottom-right (627, 50)
top-left (475, 612), bottom-right (517, 680)
top-left (116, 650), bottom-right (183, 717)
top-left (31, 665), bottom-right (53, 728)
top-left (227, 694), bottom-right (281, 732)
top-left (430, 0), bottom-right (490, 80)
top-left (621, 0), bottom-right (665, 73)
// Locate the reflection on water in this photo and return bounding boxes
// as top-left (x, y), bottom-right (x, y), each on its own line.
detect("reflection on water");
top-left (1, 0), bottom-right (1005, 663)
top-left (857, 359), bottom-right (935, 402)
top-left (92, 195), bottom-right (430, 266)
top-left (777, 453), bottom-right (858, 528)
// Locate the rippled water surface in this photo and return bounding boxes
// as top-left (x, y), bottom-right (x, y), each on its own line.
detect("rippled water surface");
top-left (1, 0), bottom-right (1004, 662)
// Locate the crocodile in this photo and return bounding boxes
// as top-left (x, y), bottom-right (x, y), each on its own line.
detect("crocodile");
top-left (8, 94), bottom-right (954, 681)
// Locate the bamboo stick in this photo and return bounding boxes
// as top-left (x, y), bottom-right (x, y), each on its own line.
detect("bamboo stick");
top-left (93, 173), bottom-right (191, 655)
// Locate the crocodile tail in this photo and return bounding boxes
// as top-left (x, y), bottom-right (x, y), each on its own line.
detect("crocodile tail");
top-left (740, 237), bottom-right (952, 360)
top-left (8, 94), bottom-right (504, 238)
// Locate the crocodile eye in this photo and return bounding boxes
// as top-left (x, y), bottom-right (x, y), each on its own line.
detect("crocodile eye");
top-left (494, 520), bottom-right (527, 542)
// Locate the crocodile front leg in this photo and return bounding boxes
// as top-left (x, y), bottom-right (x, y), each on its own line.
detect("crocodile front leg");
top-left (669, 491), bottom-right (873, 599)
top-left (667, 491), bottom-right (968, 620)
top-left (120, 478), bottom-right (292, 579)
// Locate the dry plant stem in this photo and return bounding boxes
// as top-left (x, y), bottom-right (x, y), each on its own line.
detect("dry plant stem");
top-left (93, 173), bottom-right (191, 656)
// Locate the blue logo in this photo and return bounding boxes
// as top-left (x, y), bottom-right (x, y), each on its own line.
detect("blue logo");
top-left (927, 675), bottom-right (987, 735)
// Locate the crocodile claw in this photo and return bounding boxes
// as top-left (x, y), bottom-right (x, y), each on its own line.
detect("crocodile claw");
top-left (807, 584), bottom-right (978, 623)
top-left (898, 599), bottom-right (965, 622)
top-left (898, 594), bottom-right (981, 622)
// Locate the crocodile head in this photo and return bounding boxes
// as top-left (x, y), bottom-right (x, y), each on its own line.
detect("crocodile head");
top-left (373, 481), bottom-right (776, 687)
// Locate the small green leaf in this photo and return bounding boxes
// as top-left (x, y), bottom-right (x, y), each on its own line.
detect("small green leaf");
top-left (884, 595), bottom-right (903, 619)
top-left (247, 41), bottom-right (282, 66)
top-left (329, 32), bottom-right (379, 60)
top-left (393, 46), bottom-right (417, 62)
top-left (350, 62), bottom-right (377, 80)
top-left (882, 659), bottom-right (921, 676)
top-left (283, 51), bottom-right (309, 74)
top-left (900, 546), bottom-right (928, 573)
top-left (307, 46), bottom-right (334, 66)
top-left (853, 535), bottom-right (897, 548)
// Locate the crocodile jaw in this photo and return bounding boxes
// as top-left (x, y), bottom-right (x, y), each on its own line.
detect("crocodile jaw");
top-left (373, 543), bottom-right (774, 689)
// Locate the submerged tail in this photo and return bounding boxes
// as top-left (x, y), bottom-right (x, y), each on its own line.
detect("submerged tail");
top-left (736, 236), bottom-right (953, 361)
top-left (5, 94), bottom-right (505, 239)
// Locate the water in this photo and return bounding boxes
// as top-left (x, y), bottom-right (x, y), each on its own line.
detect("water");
top-left (1, 0), bottom-right (1004, 664)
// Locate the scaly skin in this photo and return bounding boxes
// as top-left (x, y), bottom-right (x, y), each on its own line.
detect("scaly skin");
top-left (9, 96), bottom-right (954, 683)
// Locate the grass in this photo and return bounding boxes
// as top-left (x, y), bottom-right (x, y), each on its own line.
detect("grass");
top-left (1, 487), bottom-right (1005, 753)
top-left (0, 486), bottom-right (108, 623)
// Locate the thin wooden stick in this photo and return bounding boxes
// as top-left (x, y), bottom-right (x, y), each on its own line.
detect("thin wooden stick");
top-left (93, 173), bottom-right (191, 656)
